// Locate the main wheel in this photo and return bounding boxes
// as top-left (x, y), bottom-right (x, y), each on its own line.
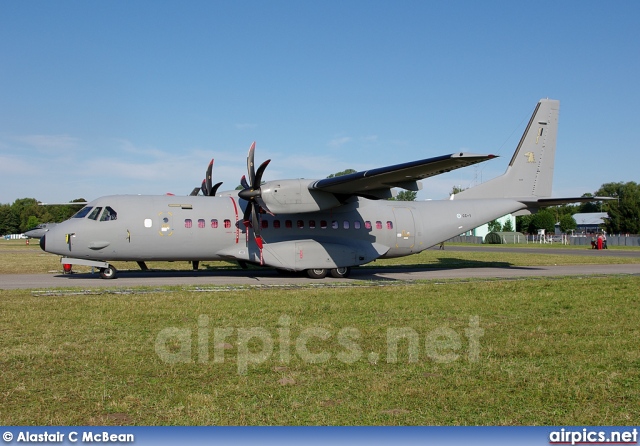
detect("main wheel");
top-left (306, 268), bottom-right (327, 279)
top-left (330, 267), bottom-right (351, 278)
top-left (99, 265), bottom-right (118, 279)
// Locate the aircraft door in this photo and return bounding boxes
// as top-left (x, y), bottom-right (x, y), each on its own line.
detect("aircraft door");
top-left (157, 211), bottom-right (174, 237)
top-left (392, 207), bottom-right (416, 254)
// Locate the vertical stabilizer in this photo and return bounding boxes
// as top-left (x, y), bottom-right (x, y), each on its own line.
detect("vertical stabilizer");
top-left (455, 99), bottom-right (559, 199)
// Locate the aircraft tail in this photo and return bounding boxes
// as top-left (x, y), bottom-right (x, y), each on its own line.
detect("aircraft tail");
top-left (454, 99), bottom-right (559, 200)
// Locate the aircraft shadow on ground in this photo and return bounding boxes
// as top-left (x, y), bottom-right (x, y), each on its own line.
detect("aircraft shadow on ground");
top-left (363, 257), bottom-right (516, 271)
top-left (54, 257), bottom-right (544, 282)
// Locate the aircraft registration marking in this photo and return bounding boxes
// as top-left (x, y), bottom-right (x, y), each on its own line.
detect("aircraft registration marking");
top-left (457, 213), bottom-right (471, 218)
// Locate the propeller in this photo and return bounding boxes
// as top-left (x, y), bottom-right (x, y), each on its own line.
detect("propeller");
top-left (198, 159), bottom-right (223, 196)
top-left (238, 142), bottom-right (273, 241)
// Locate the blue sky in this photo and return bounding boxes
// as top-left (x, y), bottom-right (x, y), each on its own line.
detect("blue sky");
top-left (1, 1), bottom-right (638, 204)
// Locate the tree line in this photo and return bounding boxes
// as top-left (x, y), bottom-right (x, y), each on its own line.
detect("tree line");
top-left (0, 198), bottom-right (86, 236)
top-left (513, 182), bottom-right (639, 235)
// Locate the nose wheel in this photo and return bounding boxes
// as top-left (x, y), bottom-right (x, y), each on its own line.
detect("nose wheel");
top-left (99, 264), bottom-right (118, 279)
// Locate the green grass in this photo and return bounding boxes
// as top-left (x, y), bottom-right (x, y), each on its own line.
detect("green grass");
top-left (1, 276), bottom-right (639, 425)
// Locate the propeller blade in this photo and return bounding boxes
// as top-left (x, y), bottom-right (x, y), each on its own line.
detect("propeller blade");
top-left (254, 196), bottom-right (273, 216)
top-left (201, 179), bottom-right (208, 196)
top-left (240, 175), bottom-right (250, 190)
top-left (242, 203), bottom-right (252, 225)
top-left (206, 159), bottom-right (214, 196)
top-left (254, 159), bottom-right (271, 187)
top-left (252, 206), bottom-right (261, 237)
top-left (211, 181), bottom-right (223, 196)
top-left (247, 142), bottom-right (256, 186)
top-left (190, 187), bottom-right (201, 196)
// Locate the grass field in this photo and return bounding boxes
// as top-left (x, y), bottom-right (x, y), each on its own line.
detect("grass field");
top-left (1, 240), bottom-right (639, 425)
top-left (1, 278), bottom-right (639, 425)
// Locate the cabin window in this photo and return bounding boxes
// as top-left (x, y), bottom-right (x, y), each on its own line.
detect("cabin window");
top-left (297, 220), bottom-right (304, 229)
top-left (73, 206), bottom-right (93, 219)
top-left (198, 219), bottom-right (205, 229)
top-left (273, 220), bottom-right (281, 229)
top-left (387, 221), bottom-right (393, 229)
top-left (332, 220), bottom-right (338, 229)
top-left (261, 220), bottom-right (268, 229)
top-left (320, 220), bottom-right (327, 229)
top-left (309, 220), bottom-right (316, 229)
top-left (99, 206), bottom-right (117, 221)
top-left (376, 221), bottom-right (383, 230)
top-left (285, 220), bottom-right (293, 229)
top-left (343, 221), bottom-right (350, 229)
top-left (354, 221), bottom-right (361, 230)
top-left (185, 219), bottom-right (193, 228)
top-left (88, 207), bottom-right (102, 221)
top-left (365, 221), bottom-right (372, 230)
top-left (211, 219), bottom-right (218, 228)
top-left (224, 219), bottom-right (231, 229)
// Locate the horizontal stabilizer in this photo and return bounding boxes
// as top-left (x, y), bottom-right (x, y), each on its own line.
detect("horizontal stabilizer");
top-left (519, 196), bottom-right (615, 207)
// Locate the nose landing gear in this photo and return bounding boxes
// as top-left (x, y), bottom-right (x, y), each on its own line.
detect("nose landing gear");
top-left (99, 265), bottom-right (118, 279)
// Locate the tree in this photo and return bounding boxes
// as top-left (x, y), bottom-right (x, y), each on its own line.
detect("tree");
top-left (577, 193), bottom-right (601, 213)
top-left (502, 218), bottom-right (514, 232)
top-left (487, 219), bottom-right (502, 232)
top-left (26, 215), bottom-right (41, 230)
top-left (529, 209), bottom-right (556, 234)
top-left (0, 204), bottom-right (18, 235)
top-left (392, 190), bottom-right (417, 201)
top-left (559, 214), bottom-right (577, 234)
top-left (596, 181), bottom-right (640, 234)
top-left (326, 169), bottom-right (356, 179)
top-left (10, 198), bottom-right (39, 232)
top-left (450, 186), bottom-right (466, 196)
top-left (516, 214), bottom-right (533, 233)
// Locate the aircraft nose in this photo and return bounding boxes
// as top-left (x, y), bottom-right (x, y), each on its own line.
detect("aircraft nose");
top-left (39, 234), bottom-right (46, 251)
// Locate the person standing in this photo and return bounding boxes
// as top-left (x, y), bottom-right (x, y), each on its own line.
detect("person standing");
top-left (597, 233), bottom-right (603, 250)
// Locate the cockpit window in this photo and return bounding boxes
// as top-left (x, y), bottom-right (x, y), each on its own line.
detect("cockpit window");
top-left (100, 207), bottom-right (117, 221)
top-left (73, 206), bottom-right (93, 218)
top-left (88, 207), bottom-right (103, 220)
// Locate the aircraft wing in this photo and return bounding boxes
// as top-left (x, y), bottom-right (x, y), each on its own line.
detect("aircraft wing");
top-left (309, 152), bottom-right (496, 198)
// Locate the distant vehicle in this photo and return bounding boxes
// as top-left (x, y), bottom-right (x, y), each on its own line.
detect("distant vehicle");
top-left (40, 99), bottom-right (608, 279)
top-left (24, 223), bottom-right (57, 239)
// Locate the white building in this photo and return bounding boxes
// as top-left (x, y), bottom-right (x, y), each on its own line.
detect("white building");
top-left (462, 214), bottom-right (516, 239)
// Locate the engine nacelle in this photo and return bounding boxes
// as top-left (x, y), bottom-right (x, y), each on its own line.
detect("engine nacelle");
top-left (260, 179), bottom-right (342, 214)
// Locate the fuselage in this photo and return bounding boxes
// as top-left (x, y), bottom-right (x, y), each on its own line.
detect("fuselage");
top-left (41, 193), bottom-right (526, 271)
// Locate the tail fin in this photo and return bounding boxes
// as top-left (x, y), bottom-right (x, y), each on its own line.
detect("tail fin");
top-left (455, 99), bottom-right (559, 199)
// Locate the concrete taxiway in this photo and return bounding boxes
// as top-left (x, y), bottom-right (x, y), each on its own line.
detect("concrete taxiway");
top-left (1, 245), bottom-right (638, 290)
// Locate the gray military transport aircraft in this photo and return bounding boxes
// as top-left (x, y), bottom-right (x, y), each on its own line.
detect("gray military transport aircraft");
top-left (40, 99), bottom-right (603, 279)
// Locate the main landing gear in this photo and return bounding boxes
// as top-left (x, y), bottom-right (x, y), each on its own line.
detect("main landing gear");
top-left (305, 267), bottom-right (351, 279)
